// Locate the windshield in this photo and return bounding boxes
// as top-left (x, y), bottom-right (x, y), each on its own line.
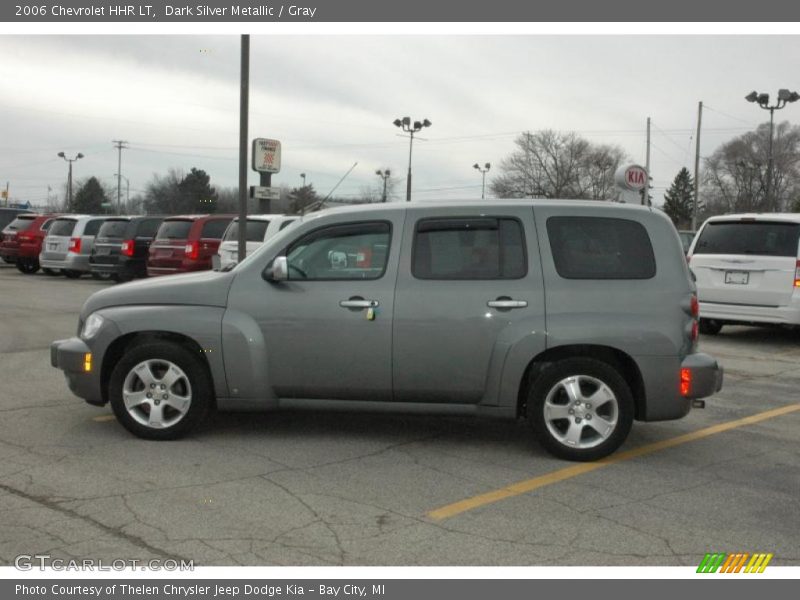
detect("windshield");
top-left (230, 216), bottom-right (306, 272)
top-left (694, 221), bottom-right (800, 257)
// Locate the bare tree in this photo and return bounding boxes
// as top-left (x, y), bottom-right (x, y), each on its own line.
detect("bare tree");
top-left (490, 131), bottom-right (627, 200)
top-left (702, 121), bottom-right (800, 215)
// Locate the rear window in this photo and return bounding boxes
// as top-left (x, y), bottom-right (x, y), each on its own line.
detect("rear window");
top-left (547, 216), bottom-right (656, 280)
top-left (5, 215), bottom-right (36, 232)
top-left (156, 220), bottom-right (193, 240)
top-left (201, 219), bottom-right (231, 239)
top-left (48, 219), bottom-right (77, 237)
top-left (412, 217), bottom-right (527, 280)
top-left (223, 219), bottom-right (269, 242)
top-left (83, 219), bottom-right (106, 236)
top-left (97, 219), bottom-right (130, 238)
top-left (693, 221), bottom-right (800, 257)
top-left (135, 218), bottom-right (162, 238)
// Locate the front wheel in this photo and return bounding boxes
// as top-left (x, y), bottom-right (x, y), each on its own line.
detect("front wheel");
top-left (527, 358), bottom-right (634, 461)
top-left (109, 341), bottom-right (213, 440)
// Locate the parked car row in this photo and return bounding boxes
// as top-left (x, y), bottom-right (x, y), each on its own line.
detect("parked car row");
top-left (0, 212), bottom-right (298, 281)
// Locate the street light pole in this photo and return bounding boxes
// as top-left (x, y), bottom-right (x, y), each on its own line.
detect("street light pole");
top-left (393, 116), bottom-right (431, 201)
top-left (300, 173), bottom-right (306, 187)
top-left (745, 89), bottom-right (799, 211)
top-left (57, 152), bottom-right (83, 211)
top-left (473, 162), bottom-right (491, 199)
top-left (375, 169), bottom-right (391, 203)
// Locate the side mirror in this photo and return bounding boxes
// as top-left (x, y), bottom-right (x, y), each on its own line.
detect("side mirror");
top-left (265, 256), bottom-right (288, 282)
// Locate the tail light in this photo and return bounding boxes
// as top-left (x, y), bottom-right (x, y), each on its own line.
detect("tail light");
top-left (17, 232), bottom-right (34, 242)
top-left (121, 239), bottom-right (135, 257)
top-left (185, 241), bottom-right (199, 260)
top-left (68, 237), bottom-right (81, 254)
top-left (684, 293), bottom-right (699, 342)
top-left (680, 368), bottom-right (692, 397)
top-left (794, 260), bottom-right (800, 287)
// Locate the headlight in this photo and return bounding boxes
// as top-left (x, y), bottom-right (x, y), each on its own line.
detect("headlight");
top-left (81, 313), bottom-right (105, 339)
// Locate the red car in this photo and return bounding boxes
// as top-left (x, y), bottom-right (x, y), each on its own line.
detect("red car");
top-left (146, 214), bottom-right (233, 277)
top-left (0, 213), bottom-right (60, 274)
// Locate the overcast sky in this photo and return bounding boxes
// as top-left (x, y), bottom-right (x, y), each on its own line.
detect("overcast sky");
top-left (1, 35), bottom-right (798, 208)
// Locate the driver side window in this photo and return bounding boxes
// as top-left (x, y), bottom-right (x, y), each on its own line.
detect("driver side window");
top-left (285, 221), bottom-right (391, 281)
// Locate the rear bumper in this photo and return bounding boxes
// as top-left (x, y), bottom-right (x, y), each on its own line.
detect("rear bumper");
top-left (0, 246), bottom-right (19, 261)
top-left (90, 257), bottom-right (144, 278)
top-left (681, 352), bottom-right (724, 399)
top-left (40, 253), bottom-right (91, 272)
top-left (699, 300), bottom-right (800, 326)
top-left (147, 260), bottom-right (210, 277)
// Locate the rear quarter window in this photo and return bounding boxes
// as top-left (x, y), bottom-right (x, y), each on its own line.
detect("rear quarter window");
top-left (546, 216), bottom-right (656, 280)
top-left (693, 221), bottom-right (800, 257)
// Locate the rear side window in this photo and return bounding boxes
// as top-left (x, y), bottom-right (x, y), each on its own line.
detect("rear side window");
top-left (693, 221), bottom-right (800, 257)
top-left (83, 219), bottom-right (106, 236)
top-left (412, 217), bottom-right (526, 280)
top-left (97, 219), bottom-right (129, 238)
top-left (156, 220), bottom-right (192, 240)
top-left (5, 216), bottom-right (36, 231)
top-left (223, 220), bottom-right (269, 242)
top-left (201, 219), bottom-right (231, 239)
top-left (547, 216), bottom-right (656, 280)
top-left (48, 219), bottom-right (77, 237)
top-left (135, 219), bottom-right (162, 238)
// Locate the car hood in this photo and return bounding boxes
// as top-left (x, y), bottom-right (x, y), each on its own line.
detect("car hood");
top-left (81, 270), bottom-right (235, 319)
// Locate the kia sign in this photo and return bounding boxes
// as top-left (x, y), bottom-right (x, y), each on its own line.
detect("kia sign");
top-left (252, 138), bottom-right (281, 174)
top-left (614, 164), bottom-right (648, 191)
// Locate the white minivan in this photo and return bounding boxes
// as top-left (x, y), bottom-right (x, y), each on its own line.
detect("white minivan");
top-left (688, 213), bottom-right (800, 334)
top-left (214, 214), bottom-right (297, 270)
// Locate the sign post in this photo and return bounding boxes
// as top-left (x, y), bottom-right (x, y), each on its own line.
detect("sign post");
top-left (252, 138), bottom-right (281, 213)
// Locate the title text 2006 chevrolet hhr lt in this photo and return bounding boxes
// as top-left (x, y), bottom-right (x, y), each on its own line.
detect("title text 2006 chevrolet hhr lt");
top-left (52, 201), bottom-right (723, 461)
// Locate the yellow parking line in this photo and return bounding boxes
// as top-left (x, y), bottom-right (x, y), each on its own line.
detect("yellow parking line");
top-left (92, 414), bottom-right (116, 422)
top-left (427, 403), bottom-right (800, 521)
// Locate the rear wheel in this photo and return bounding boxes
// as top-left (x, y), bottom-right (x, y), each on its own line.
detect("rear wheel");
top-left (527, 358), bottom-right (634, 461)
top-left (42, 268), bottom-right (60, 276)
top-left (16, 259), bottom-right (40, 274)
top-left (91, 271), bottom-right (112, 281)
top-left (63, 269), bottom-right (82, 279)
top-left (109, 341), bottom-right (213, 440)
top-left (699, 319), bottom-right (723, 335)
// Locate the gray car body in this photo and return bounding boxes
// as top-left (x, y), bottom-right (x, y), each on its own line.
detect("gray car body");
top-left (57, 200), bottom-right (720, 421)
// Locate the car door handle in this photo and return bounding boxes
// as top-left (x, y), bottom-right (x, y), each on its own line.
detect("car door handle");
top-left (487, 299), bottom-right (528, 309)
top-left (340, 299), bottom-right (379, 309)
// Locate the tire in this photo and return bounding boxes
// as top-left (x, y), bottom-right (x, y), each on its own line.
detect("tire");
top-left (527, 358), bottom-right (634, 462)
top-left (42, 268), bottom-right (61, 276)
top-left (63, 269), bottom-right (83, 279)
top-left (699, 319), bottom-right (723, 335)
top-left (109, 341), bottom-right (213, 440)
top-left (16, 259), bottom-right (40, 274)
top-left (91, 271), bottom-right (112, 281)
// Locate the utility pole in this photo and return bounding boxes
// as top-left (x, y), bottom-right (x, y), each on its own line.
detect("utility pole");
top-left (237, 35), bottom-right (250, 263)
top-left (643, 117), bottom-right (651, 206)
top-left (112, 140), bottom-right (128, 215)
top-left (692, 101), bottom-right (703, 231)
top-left (3, 182), bottom-right (8, 207)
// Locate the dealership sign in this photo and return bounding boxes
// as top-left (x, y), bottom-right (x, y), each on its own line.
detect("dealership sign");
top-left (614, 164), bottom-right (648, 191)
top-left (252, 138), bottom-right (281, 173)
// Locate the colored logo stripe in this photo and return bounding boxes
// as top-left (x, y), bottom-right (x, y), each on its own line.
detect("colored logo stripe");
top-left (697, 552), bottom-right (772, 573)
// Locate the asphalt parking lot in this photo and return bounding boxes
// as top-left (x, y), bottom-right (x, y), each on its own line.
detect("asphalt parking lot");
top-left (0, 263), bottom-right (798, 567)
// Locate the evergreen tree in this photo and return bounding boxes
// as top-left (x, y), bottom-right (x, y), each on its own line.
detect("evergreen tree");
top-left (179, 168), bottom-right (217, 213)
top-left (288, 185), bottom-right (319, 214)
top-left (662, 167), bottom-right (695, 228)
top-left (71, 177), bottom-right (108, 213)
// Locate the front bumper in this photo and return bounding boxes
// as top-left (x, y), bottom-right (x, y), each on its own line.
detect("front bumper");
top-left (681, 352), bottom-right (724, 399)
top-left (51, 337), bottom-right (105, 405)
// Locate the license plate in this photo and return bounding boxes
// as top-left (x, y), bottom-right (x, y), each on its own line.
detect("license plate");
top-left (97, 247), bottom-right (110, 255)
top-left (725, 270), bottom-right (749, 285)
top-left (48, 243), bottom-right (57, 251)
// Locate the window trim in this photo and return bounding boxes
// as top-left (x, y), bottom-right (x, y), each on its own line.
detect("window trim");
top-left (275, 219), bottom-right (394, 282)
top-left (411, 216), bottom-right (528, 281)
top-left (545, 216), bottom-right (656, 281)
